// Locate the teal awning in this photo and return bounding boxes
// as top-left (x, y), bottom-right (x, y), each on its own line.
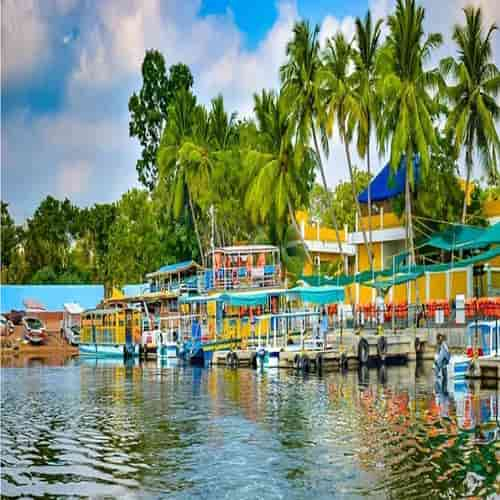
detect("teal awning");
top-left (287, 286), bottom-right (344, 304)
top-left (461, 222), bottom-right (500, 249)
top-left (219, 290), bottom-right (286, 306)
top-left (362, 271), bottom-right (424, 290)
top-left (423, 225), bottom-right (487, 251)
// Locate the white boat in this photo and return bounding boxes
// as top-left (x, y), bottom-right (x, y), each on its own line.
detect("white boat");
top-left (437, 321), bottom-right (500, 380)
top-left (79, 342), bottom-right (140, 358)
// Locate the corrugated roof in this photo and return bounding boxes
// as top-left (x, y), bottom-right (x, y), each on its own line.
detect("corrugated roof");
top-left (1, 285), bottom-right (104, 313)
top-left (146, 260), bottom-right (201, 278)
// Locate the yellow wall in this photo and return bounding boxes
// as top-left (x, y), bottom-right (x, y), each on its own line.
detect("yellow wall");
top-left (296, 210), bottom-right (347, 243)
top-left (358, 241), bottom-right (383, 272)
top-left (450, 270), bottom-right (467, 297)
top-left (428, 273), bottom-right (446, 301)
top-left (358, 212), bottom-right (404, 231)
top-left (484, 199), bottom-right (500, 219)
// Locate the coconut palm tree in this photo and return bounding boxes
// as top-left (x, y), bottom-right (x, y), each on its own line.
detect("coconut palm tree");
top-left (157, 89), bottom-right (210, 265)
top-left (245, 90), bottom-right (315, 263)
top-left (441, 7), bottom-right (500, 223)
top-left (280, 21), bottom-right (351, 275)
top-left (320, 32), bottom-right (374, 270)
top-left (378, 0), bottom-right (442, 264)
top-left (353, 11), bottom-right (383, 255)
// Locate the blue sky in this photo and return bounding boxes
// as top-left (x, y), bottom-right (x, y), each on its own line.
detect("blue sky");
top-left (2, 0), bottom-right (499, 222)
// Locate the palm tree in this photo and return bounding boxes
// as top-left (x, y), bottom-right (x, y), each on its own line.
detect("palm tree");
top-left (320, 32), bottom-right (374, 270)
top-left (378, 0), bottom-right (442, 264)
top-left (441, 7), bottom-right (500, 223)
top-left (280, 21), bottom-right (350, 276)
top-left (157, 89), bottom-right (209, 265)
top-left (353, 11), bottom-right (383, 255)
top-left (245, 90), bottom-right (315, 263)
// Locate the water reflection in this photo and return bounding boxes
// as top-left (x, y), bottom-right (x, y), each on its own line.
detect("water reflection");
top-left (0, 358), bottom-right (498, 498)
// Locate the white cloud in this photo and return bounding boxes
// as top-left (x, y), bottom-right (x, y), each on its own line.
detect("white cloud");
top-left (57, 160), bottom-right (91, 196)
top-left (1, 0), bottom-right (48, 83)
top-left (2, 0), bottom-right (500, 223)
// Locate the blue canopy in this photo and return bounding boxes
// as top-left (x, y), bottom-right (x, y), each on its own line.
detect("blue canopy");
top-left (358, 156), bottom-right (420, 203)
top-left (287, 286), bottom-right (344, 304)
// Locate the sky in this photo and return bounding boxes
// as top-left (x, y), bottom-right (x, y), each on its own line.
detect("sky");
top-left (2, 0), bottom-right (499, 222)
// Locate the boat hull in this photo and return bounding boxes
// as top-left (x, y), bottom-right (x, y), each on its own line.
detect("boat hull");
top-left (157, 343), bottom-right (178, 359)
top-left (189, 346), bottom-right (212, 366)
top-left (79, 343), bottom-right (140, 358)
top-left (256, 347), bottom-right (280, 369)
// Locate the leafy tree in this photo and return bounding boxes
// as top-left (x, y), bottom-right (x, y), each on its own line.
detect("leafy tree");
top-left (129, 50), bottom-right (193, 190)
top-left (107, 189), bottom-right (164, 286)
top-left (1, 202), bottom-right (19, 269)
top-left (280, 21), bottom-right (350, 269)
top-left (378, 0), bottom-right (443, 264)
top-left (309, 168), bottom-right (371, 231)
top-left (24, 196), bottom-right (78, 276)
top-left (392, 132), bottom-right (463, 233)
top-left (320, 32), bottom-right (373, 269)
top-left (245, 90), bottom-right (316, 262)
top-left (353, 11), bottom-right (383, 252)
top-left (157, 89), bottom-right (210, 265)
top-left (441, 7), bottom-right (500, 223)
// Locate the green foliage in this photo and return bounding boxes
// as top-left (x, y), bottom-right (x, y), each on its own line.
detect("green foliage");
top-left (441, 6), bottom-right (500, 221)
top-left (1, 202), bottom-right (19, 269)
top-left (309, 168), bottom-right (371, 231)
top-left (129, 50), bottom-right (193, 190)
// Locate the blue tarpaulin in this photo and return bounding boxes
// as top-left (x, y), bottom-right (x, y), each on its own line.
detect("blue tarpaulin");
top-left (358, 156), bottom-right (420, 203)
top-left (1, 285), bottom-right (104, 312)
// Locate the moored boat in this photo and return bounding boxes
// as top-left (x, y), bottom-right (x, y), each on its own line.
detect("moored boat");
top-left (79, 306), bottom-right (142, 358)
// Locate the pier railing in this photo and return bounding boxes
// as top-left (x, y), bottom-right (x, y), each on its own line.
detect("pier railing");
top-left (198, 265), bottom-right (281, 292)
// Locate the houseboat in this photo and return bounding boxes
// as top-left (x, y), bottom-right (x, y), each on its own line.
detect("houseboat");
top-left (79, 306), bottom-right (142, 358)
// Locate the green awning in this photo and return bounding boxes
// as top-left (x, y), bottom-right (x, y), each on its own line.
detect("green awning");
top-left (287, 286), bottom-right (344, 304)
top-left (461, 222), bottom-right (500, 249)
top-left (362, 271), bottom-right (424, 290)
top-left (423, 225), bottom-right (487, 251)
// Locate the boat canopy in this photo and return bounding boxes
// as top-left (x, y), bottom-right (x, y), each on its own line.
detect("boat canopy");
top-left (219, 289), bottom-right (287, 306)
top-left (287, 286), bottom-right (344, 304)
top-left (63, 302), bottom-right (83, 315)
top-left (358, 156), bottom-right (420, 203)
top-left (146, 260), bottom-right (201, 279)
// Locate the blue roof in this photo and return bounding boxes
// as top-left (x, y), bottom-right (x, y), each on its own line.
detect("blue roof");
top-left (150, 260), bottom-right (200, 276)
top-left (358, 156), bottom-right (420, 203)
top-left (1, 285), bottom-right (104, 313)
top-left (123, 283), bottom-right (149, 297)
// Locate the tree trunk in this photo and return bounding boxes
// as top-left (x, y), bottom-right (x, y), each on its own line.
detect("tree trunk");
top-left (288, 199), bottom-right (313, 265)
top-left (405, 157), bottom-right (415, 266)
top-left (344, 136), bottom-right (373, 271)
top-left (366, 131), bottom-right (373, 262)
top-left (461, 143), bottom-right (473, 224)
top-left (311, 124), bottom-right (354, 304)
top-left (187, 186), bottom-right (205, 267)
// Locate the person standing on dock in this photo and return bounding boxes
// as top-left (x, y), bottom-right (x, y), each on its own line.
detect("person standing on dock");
top-left (434, 333), bottom-right (450, 378)
top-left (320, 308), bottom-right (328, 348)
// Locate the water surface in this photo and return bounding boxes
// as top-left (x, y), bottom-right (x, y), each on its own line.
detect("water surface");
top-left (1, 357), bottom-right (499, 498)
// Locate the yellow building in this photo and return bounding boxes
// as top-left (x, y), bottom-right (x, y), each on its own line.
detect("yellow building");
top-left (298, 193), bottom-right (500, 306)
top-left (295, 211), bottom-right (355, 276)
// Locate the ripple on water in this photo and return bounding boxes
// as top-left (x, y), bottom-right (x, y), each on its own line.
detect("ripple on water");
top-left (1, 362), bottom-right (499, 499)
